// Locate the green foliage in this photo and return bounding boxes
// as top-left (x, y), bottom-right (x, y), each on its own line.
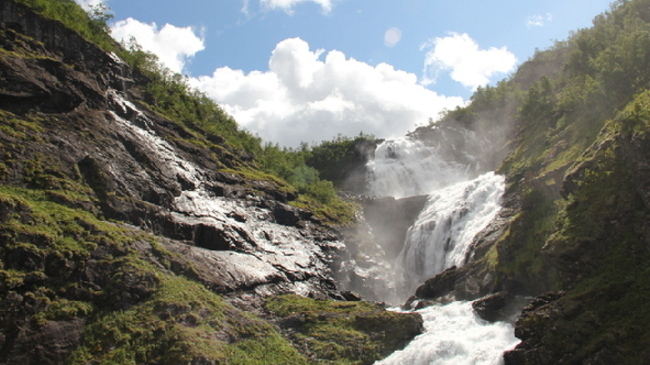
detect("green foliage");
top-left (68, 275), bottom-right (308, 364)
top-left (302, 180), bottom-right (336, 204)
top-left (14, 0), bottom-right (117, 53)
top-left (265, 295), bottom-right (422, 365)
top-left (306, 134), bottom-right (375, 186)
top-left (509, 91), bottom-right (650, 363)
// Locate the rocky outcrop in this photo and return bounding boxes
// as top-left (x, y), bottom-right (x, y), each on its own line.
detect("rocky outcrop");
top-left (266, 294), bottom-right (423, 365)
top-left (0, 2), bottom-right (423, 363)
top-left (0, 2), bottom-right (342, 303)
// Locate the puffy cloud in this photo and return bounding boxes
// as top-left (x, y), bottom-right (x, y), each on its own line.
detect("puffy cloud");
top-left (384, 27), bottom-right (402, 47)
top-left (260, 0), bottom-right (333, 14)
top-left (110, 18), bottom-right (205, 73)
top-left (527, 13), bottom-right (553, 28)
top-left (74, 0), bottom-right (104, 12)
top-left (421, 32), bottom-right (517, 90)
top-left (190, 38), bottom-right (464, 147)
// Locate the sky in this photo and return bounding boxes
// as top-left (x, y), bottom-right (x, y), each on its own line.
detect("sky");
top-left (76, 0), bottom-right (614, 146)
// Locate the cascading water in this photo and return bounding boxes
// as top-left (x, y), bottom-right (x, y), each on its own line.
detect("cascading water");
top-left (376, 302), bottom-right (519, 365)
top-left (363, 135), bottom-right (519, 364)
top-left (400, 172), bottom-right (505, 285)
top-left (367, 137), bottom-right (471, 199)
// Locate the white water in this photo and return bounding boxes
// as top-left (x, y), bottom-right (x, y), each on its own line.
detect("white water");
top-left (376, 302), bottom-right (519, 365)
top-left (365, 136), bottom-right (517, 364)
top-left (367, 136), bottom-right (471, 199)
top-left (400, 172), bottom-right (505, 283)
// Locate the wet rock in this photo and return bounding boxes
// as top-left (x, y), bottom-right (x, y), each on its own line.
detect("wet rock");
top-left (472, 291), bottom-right (510, 322)
top-left (414, 265), bottom-right (467, 299)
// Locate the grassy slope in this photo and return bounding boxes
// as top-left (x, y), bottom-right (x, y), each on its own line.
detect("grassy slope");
top-left (449, 0), bottom-right (650, 295)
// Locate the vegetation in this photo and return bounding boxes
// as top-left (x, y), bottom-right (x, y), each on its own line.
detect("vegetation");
top-left (10, 0), bottom-right (363, 224)
top-left (265, 295), bottom-right (422, 365)
top-left (0, 185), bottom-right (311, 364)
top-left (305, 134), bottom-right (376, 186)
top-left (13, 0), bottom-right (117, 52)
top-left (508, 91), bottom-right (650, 363)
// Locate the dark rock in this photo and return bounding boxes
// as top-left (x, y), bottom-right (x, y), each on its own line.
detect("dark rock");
top-left (194, 223), bottom-right (232, 251)
top-left (414, 265), bottom-right (466, 299)
top-left (5, 319), bottom-right (85, 365)
top-left (340, 290), bottom-right (362, 301)
top-left (472, 291), bottom-right (510, 322)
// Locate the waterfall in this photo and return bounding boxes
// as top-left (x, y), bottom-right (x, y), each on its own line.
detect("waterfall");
top-left (400, 172), bottom-right (505, 284)
top-left (367, 136), bottom-right (470, 199)
top-left (363, 136), bottom-right (519, 364)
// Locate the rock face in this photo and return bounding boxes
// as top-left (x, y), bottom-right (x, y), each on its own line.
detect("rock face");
top-left (0, 5), bottom-right (342, 301)
top-left (334, 195), bottom-right (427, 303)
top-left (0, 2), bottom-right (422, 363)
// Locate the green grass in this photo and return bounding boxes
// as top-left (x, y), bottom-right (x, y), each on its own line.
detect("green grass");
top-left (265, 295), bottom-right (421, 365)
top-left (68, 275), bottom-right (308, 365)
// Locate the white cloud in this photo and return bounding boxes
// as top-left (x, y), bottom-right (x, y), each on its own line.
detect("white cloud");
top-left (260, 0), bottom-right (333, 14)
top-left (421, 32), bottom-right (517, 90)
top-left (74, 0), bottom-right (104, 12)
top-left (527, 13), bottom-right (553, 28)
top-left (241, 0), bottom-right (251, 15)
top-left (384, 27), bottom-right (402, 47)
top-left (190, 38), bottom-right (464, 147)
top-left (110, 18), bottom-right (205, 74)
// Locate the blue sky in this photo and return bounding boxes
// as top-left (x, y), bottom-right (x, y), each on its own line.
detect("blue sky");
top-left (78, 0), bottom-right (615, 145)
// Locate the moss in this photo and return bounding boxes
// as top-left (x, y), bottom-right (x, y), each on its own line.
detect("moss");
top-left (0, 110), bottom-right (44, 141)
top-left (69, 276), bottom-right (307, 365)
top-left (290, 194), bottom-right (357, 226)
top-left (221, 167), bottom-right (297, 194)
top-left (34, 298), bottom-right (94, 322)
top-left (491, 188), bottom-right (562, 291)
top-left (265, 295), bottom-right (421, 365)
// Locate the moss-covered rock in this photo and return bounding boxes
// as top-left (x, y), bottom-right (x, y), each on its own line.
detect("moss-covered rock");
top-left (265, 294), bottom-right (422, 364)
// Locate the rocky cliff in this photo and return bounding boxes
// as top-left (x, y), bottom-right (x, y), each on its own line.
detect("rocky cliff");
top-left (0, 1), bottom-right (422, 364)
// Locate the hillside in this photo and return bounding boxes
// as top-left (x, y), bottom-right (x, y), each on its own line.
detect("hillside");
top-left (0, 1), bottom-right (422, 364)
top-left (1, 0), bottom-right (649, 363)
top-left (405, 0), bottom-right (650, 363)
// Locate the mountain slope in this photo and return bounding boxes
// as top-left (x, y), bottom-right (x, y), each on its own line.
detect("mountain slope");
top-left (0, 1), bottom-right (422, 364)
top-left (405, 0), bottom-right (649, 363)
